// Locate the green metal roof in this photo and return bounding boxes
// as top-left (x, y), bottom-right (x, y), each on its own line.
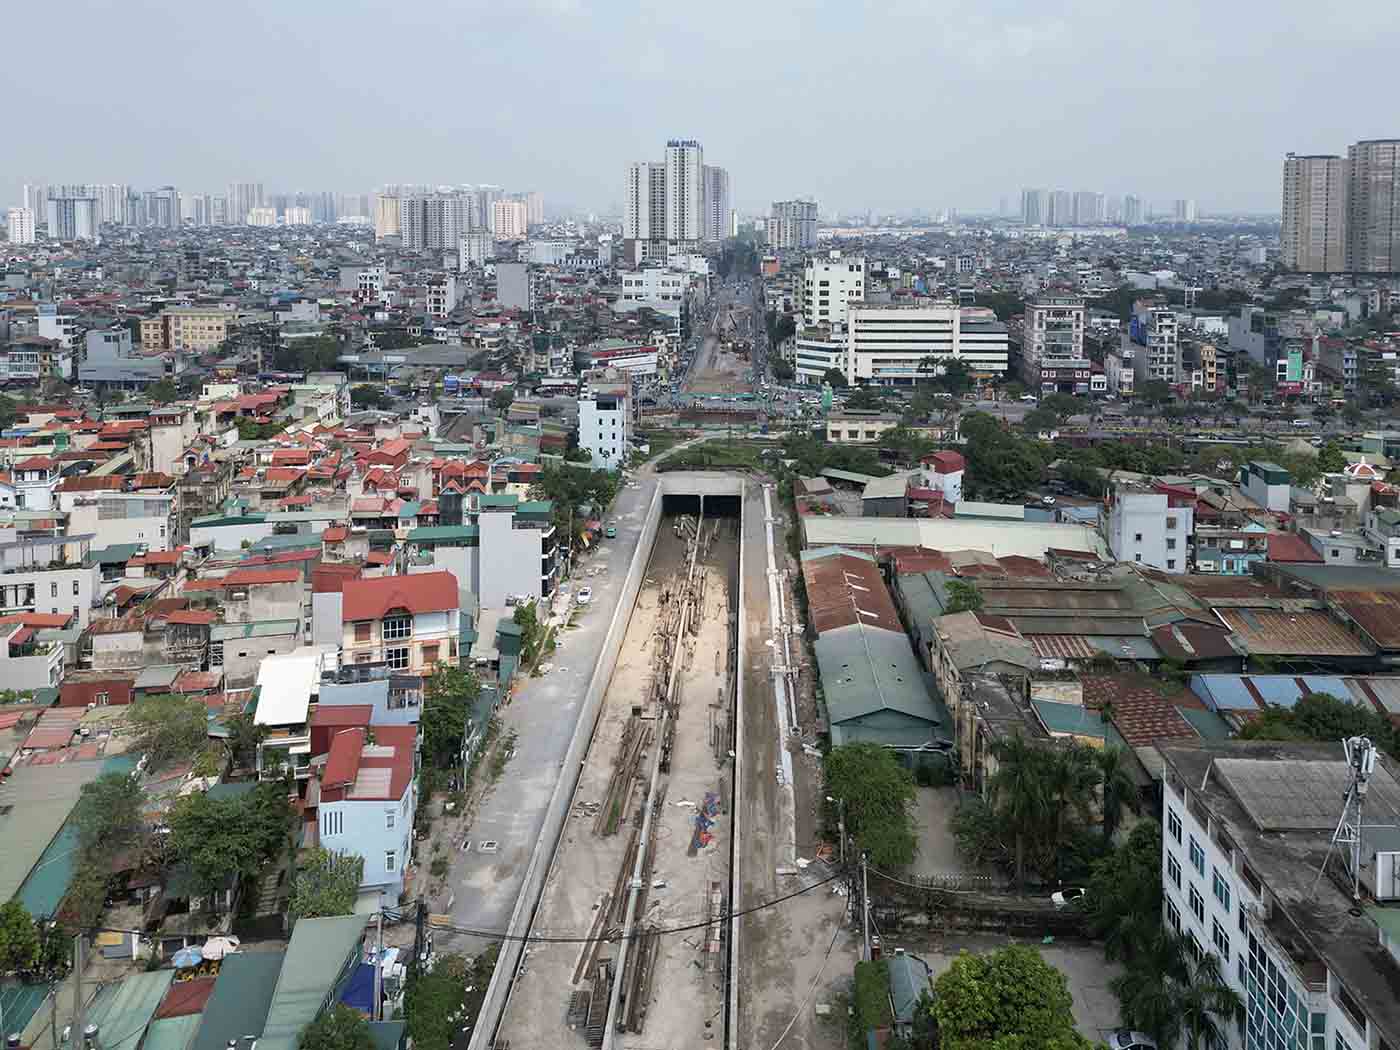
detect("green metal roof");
top-left (497, 619), bottom-right (523, 637)
top-left (477, 493), bottom-right (519, 508)
top-left (191, 949), bottom-right (286, 1050)
top-left (142, 1014), bottom-right (203, 1050)
top-left (815, 625), bottom-right (943, 747)
top-left (210, 619), bottom-right (300, 642)
top-left (1176, 705), bottom-right (1232, 741)
top-left (1032, 699), bottom-right (1107, 740)
top-left (369, 1020), bottom-right (408, 1050)
top-left (409, 525), bottom-right (480, 545)
top-left (0, 978), bottom-right (52, 1038)
top-left (516, 500), bottom-right (553, 516)
top-left (83, 969), bottom-right (175, 1050)
top-left (86, 542), bottom-right (145, 566)
top-left (249, 533), bottom-right (324, 552)
top-left (258, 915), bottom-right (368, 1050)
top-left (192, 513), bottom-right (267, 527)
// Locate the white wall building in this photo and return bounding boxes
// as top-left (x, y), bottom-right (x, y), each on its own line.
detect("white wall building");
top-left (842, 303), bottom-right (1009, 385)
top-left (615, 268), bottom-right (690, 317)
top-left (459, 230), bottom-right (492, 270)
top-left (702, 165), bottom-right (731, 243)
top-left (664, 139), bottom-right (704, 245)
top-left (283, 206), bottom-right (312, 226)
top-left (793, 327), bottom-right (845, 385)
top-left (1131, 305), bottom-right (1181, 385)
top-left (491, 199), bottom-right (528, 241)
top-left (624, 161), bottom-right (666, 242)
top-left (1106, 481), bottom-right (1193, 573)
top-left (768, 200), bottom-right (818, 250)
top-left (800, 252), bottom-right (865, 329)
top-left (6, 207), bottom-right (35, 245)
top-left (577, 380), bottom-right (631, 468)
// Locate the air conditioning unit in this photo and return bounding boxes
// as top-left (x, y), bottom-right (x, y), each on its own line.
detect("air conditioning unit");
top-left (1196, 560), bottom-right (1217, 573)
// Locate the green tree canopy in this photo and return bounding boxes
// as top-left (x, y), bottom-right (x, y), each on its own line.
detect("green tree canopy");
top-left (959, 411), bottom-right (1048, 501)
top-left (290, 848), bottom-right (364, 924)
top-left (299, 1003), bottom-right (375, 1050)
top-left (421, 665), bottom-right (482, 770)
top-left (771, 358), bottom-right (795, 381)
top-left (944, 579), bottom-right (984, 614)
top-left (824, 742), bottom-right (917, 869)
top-left (1085, 820), bottom-right (1163, 962)
top-left (74, 770), bottom-right (145, 857)
top-left (146, 379), bottom-right (177, 405)
top-left (0, 900), bottom-right (40, 975)
top-left (167, 782), bottom-right (295, 896)
top-left (405, 947), bottom-right (499, 1050)
top-left (1238, 691), bottom-right (1400, 758)
top-left (127, 694), bottom-right (211, 771)
top-left (931, 945), bottom-right (1094, 1050)
top-left (1316, 441), bottom-right (1347, 475)
top-left (822, 368), bottom-right (848, 389)
top-left (351, 384), bottom-right (393, 410)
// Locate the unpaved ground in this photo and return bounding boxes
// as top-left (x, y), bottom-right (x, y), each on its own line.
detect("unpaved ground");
top-left (688, 329), bottom-right (754, 398)
top-left (496, 519), bottom-right (739, 1048)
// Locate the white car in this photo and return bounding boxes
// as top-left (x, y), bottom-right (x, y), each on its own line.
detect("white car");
top-left (1051, 886), bottom-right (1087, 910)
top-left (576, 587), bottom-right (593, 605)
top-left (1110, 1031), bottom-right (1159, 1050)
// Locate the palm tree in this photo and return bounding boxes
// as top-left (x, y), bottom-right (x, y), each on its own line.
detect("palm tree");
top-left (1042, 743), bottom-right (1098, 868)
top-left (1097, 745), bottom-right (1141, 846)
top-left (988, 734), bottom-right (1048, 890)
top-left (1178, 949), bottom-right (1244, 1050)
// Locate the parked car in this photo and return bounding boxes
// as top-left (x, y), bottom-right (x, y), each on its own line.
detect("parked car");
top-left (1110, 1030), bottom-right (1159, 1050)
top-left (1051, 886), bottom-right (1087, 910)
top-left (604, 524), bottom-right (616, 539)
top-left (576, 587), bottom-right (593, 605)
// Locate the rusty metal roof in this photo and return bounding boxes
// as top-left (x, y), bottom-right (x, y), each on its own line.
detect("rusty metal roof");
top-left (1329, 590), bottom-right (1400, 650)
top-left (799, 547), bottom-right (904, 635)
top-left (1215, 607), bottom-right (1373, 657)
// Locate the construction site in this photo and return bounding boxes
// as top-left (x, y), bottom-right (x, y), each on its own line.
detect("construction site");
top-left (687, 309), bottom-right (755, 398)
top-left (494, 499), bottom-right (742, 1049)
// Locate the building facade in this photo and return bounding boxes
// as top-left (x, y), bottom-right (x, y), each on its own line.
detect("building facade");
top-left (768, 200), bottom-right (817, 250)
top-left (664, 139), bottom-right (704, 245)
top-left (6, 207), bottom-right (35, 245)
top-left (577, 380), bottom-right (631, 468)
top-left (843, 303), bottom-right (1009, 386)
top-left (491, 199), bottom-right (528, 241)
top-left (1021, 296), bottom-right (1086, 388)
top-left (1346, 139), bottom-right (1400, 273)
top-left (799, 252), bottom-right (865, 329)
top-left (702, 165), bottom-right (731, 243)
top-left (1105, 481), bottom-right (1194, 573)
top-left (1281, 154), bottom-right (1348, 273)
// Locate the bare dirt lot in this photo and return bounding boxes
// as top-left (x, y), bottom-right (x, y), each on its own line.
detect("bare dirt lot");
top-left (688, 330), bottom-right (754, 398)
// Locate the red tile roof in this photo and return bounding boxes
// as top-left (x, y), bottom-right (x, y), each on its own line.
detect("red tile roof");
top-left (310, 704), bottom-right (374, 728)
top-left (1080, 673), bottom-right (1205, 747)
top-left (165, 609), bottom-right (219, 625)
top-left (223, 567), bottom-right (302, 587)
top-left (322, 526), bottom-right (348, 542)
top-left (341, 571), bottom-right (457, 621)
top-left (1266, 533), bottom-right (1324, 564)
top-left (323, 728), bottom-right (365, 788)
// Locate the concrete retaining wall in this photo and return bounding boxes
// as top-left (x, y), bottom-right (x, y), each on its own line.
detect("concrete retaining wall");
top-left (469, 483), bottom-right (664, 1050)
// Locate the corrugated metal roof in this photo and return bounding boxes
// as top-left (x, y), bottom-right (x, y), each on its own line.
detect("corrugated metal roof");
top-left (815, 625), bottom-right (944, 746)
top-left (1330, 590), bottom-right (1400, 649)
top-left (799, 547), bottom-right (904, 634)
top-left (1032, 699), bottom-right (1106, 742)
top-left (1176, 706), bottom-right (1232, 741)
top-left (0, 757), bottom-right (105, 905)
top-left (801, 516), bottom-right (1108, 559)
top-left (258, 915), bottom-right (368, 1050)
top-left (1216, 608), bottom-right (1373, 657)
top-left (190, 950), bottom-right (285, 1050)
top-left (83, 969), bottom-right (175, 1050)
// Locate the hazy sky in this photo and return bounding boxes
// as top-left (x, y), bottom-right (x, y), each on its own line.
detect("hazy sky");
top-left (5, 0), bottom-right (1398, 216)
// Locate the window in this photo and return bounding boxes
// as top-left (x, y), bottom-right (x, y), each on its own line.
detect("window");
top-left (1167, 516), bottom-right (1179, 529)
top-left (386, 811), bottom-right (396, 830)
top-left (95, 692), bottom-right (109, 706)
top-left (1134, 532), bottom-right (1143, 542)
top-left (1167, 538), bottom-right (1177, 550)
top-left (1166, 898), bottom-right (1181, 932)
top-left (1190, 885), bottom-right (1205, 923)
top-left (50, 582), bottom-right (57, 598)
top-left (1213, 868), bottom-right (1231, 913)
top-left (1167, 559), bottom-right (1177, 569)
top-left (1135, 553), bottom-right (1142, 563)
top-left (1189, 932), bottom-right (1204, 963)
top-left (386, 646), bottom-right (409, 670)
top-left (1169, 808), bottom-right (1183, 843)
top-left (1168, 853), bottom-right (1182, 888)
top-left (383, 614), bottom-right (412, 641)
top-left (385, 850), bottom-right (397, 872)
top-left (422, 642), bottom-right (439, 666)
top-left (322, 810), bottom-right (342, 836)
top-left (72, 581), bottom-right (80, 595)
top-left (1212, 918), bottom-right (1230, 961)
top-left (354, 622), bottom-right (372, 642)
top-left (1190, 836), bottom-right (1205, 875)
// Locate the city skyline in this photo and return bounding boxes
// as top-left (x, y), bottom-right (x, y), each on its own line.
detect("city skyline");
top-left (4, 0), bottom-right (1399, 216)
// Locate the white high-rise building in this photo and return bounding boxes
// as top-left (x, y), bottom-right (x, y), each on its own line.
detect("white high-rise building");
top-left (491, 199), bottom-right (528, 241)
top-left (702, 165), bottom-right (730, 242)
top-left (525, 191), bottom-right (544, 226)
top-left (1174, 198), bottom-right (1198, 222)
top-left (228, 183), bottom-right (264, 227)
top-left (46, 196), bottom-right (98, 240)
top-left (6, 207), bottom-right (35, 245)
top-left (624, 161), bottom-right (666, 242)
top-left (664, 139), bottom-right (704, 245)
top-left (459, 230), bottom-right (492, 270)
top-left (1123, 195), bottom-right (1144, 225)
top-left (1020, 188), bottom-right (1047, 225)
top-left (246, 207), bottom-right (277, 228)
top-left (283, 206), bottom-right (312, 226)
top-left (401, 194), bottom-right (472, 251)
top-left (799, 252), bottom-right (865, 329)
top-left (768, 200), bottom-right (817, 250)
top-left (374, 194), bottom-right (402, 239)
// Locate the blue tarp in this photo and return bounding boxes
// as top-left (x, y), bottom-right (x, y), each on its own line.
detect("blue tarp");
top-left (337, 962), bottom-right (376, 1015)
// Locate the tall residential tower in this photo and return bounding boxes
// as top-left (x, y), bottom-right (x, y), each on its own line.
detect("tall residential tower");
top-left (1281, 153), bottom-right (1348, 273)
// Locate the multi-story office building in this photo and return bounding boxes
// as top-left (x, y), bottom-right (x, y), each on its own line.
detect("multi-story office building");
top-left (799, 252), bottom-right (865, 329)
top-left (1281, 153), bottom-right (1348, 273)
top-left (374, 193), bottom-right (402, 239)
top-left (1106, 479), bottom-right (1193, 572)
top-left (1160, 740), bottom-right (1400, 1050)
top-left (1021, 295), bottom-right (1086, 388)
top-left (1174, 198), bottom-right (1198, 222)
top-left (1020, 188), bottom-right (1047, 225)
top-left (283, 206), bottom-right (312, 226)
top-left (143, 186), bottom-right (180, 228)
top-left (46, 196), bottom-right (97, 240)
top-left (6, 207), bottom-right (35, 245)
top-left (702, 165), bottom-right (731, 243)
top-left (1123, 194), bottom-right (1144, 226)
top-left (491, 199), bottom-right (528, 240)
top-left (228, 182), bottom-right (263, 226)
top-left (577, 377), bottom-right (631, 468)
top-left (842, 303), bottom-right (1009, 386)
top-left (1346, 139), bottom-right (1400, 273)
top-left (767, 200), bottom-right (817, 250)
top-left (792, 327), bottom-right (845, 385)
top-left (664, 139), bottom-right (704, 245)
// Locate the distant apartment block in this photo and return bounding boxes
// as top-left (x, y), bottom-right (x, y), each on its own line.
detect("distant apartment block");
top-left (1021, 296), bottom-right (1086, 390)
top-left (1347, 139), bottom-right (1400, 273)
top-left (6, 207), bottom-right (36, 245)
top-left (491, 199), bottom-right (528, 240)
top-left (767, 200), bottom-right (817, 250)
top-left (1281, 153), bottom-right (1348, 273)
top-left (799, 251), bottom-right (865, 329)
top-left (1106, 480), bottom-right (1194, 573)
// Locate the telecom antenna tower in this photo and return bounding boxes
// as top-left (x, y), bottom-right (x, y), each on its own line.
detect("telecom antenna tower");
top-left (1315, 735), bottom-right (1378, 903)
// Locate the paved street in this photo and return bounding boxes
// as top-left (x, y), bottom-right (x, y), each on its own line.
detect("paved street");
top-left (447, 442), bottom-right (701, 935)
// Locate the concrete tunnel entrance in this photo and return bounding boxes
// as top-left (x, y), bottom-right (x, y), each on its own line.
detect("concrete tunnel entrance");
top-left (661, 492), bottom-right (742, 518)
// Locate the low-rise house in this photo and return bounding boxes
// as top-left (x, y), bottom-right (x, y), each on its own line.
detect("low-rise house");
top-left (255, 646), bottom-right (339, 780)
top-left (340, 571), bottom-right (460, 677)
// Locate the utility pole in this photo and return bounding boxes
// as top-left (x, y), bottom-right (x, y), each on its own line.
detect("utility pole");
top-left (72, 932), bottom-right (85, 1050)
top-left (372, 911), bottom-right (384, 1022)
top-left (861, 851), bottom-right (871, 962)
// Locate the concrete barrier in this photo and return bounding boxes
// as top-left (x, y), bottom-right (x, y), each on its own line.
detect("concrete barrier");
top-left (468, 483), bottom-right (664, 1050)
top-left (726, 480), bottom-right (746, 1050)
